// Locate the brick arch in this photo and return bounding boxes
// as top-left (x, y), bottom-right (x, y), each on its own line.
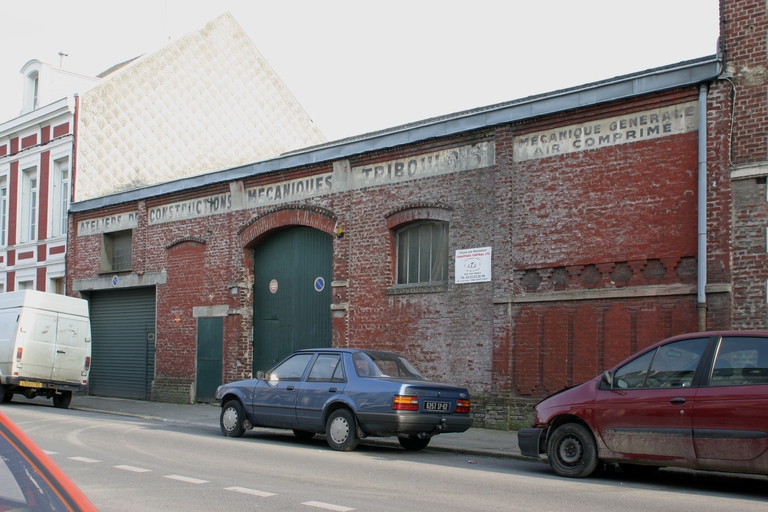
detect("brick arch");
top-left (384, 203), bottom-right (453, 230)
top-left (238, 204), bottom-right (337, 248)
top-left (166, 236), bottom-right (207, 251)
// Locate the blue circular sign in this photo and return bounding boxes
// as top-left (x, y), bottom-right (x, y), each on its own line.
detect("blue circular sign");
top-left (314, 277), bottom-right (325, 292)
top-left (112, 275), bottom-right (119, 287)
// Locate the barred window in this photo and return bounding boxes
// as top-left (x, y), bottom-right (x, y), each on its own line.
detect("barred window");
top-left (396, 221), bottom-right (448, 285)
top-left (102, 230), bottom-right (132, 272)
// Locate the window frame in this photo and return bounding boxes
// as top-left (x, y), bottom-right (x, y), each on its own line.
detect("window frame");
top-left (20, 167), bottom-right (38, 243)
top-left (395, 220), bottom-right (449, 286)
top-left (51, 157), bottom-right (69, 237)
top-left (101, 229), bottom-right (133, 273)
top-left (0, 175), bottom-right (7, 247)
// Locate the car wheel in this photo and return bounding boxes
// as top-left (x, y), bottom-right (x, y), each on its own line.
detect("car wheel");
top-left (220, 399), bottom-right (246, 437)
top-left (619, 463), bottom-right (660, 476)
top-left (325, 409), bottom-right (359, 451)
top-left (53, 391), bottom-right (72, 409)
top-left (398, 436), bottom-right (430, 451)
top-left (293, 429), bottom-right (315, 439)
top-left (547, 423), bottom-right (599, 478)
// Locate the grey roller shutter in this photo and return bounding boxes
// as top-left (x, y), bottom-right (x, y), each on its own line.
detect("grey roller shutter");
top-left (88, 287), bottom-right (155, 399)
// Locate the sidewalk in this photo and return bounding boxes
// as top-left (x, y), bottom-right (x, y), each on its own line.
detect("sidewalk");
top-left (65, 394), bottom-right (530, 461)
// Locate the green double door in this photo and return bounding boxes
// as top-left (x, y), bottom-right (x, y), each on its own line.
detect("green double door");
top-left (252, 227), bottom-right (333, 374)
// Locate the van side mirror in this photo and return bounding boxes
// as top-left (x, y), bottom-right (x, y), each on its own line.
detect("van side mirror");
top-left (601, 370), bottom-right (613, 389)
top-left (256, 371), bottom-right (267, 381)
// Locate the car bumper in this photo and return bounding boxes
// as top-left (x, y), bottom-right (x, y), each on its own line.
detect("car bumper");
top-left (356, 411), bottom-right (473, 436)
top-left (518, 427), bottom-right (545, 458)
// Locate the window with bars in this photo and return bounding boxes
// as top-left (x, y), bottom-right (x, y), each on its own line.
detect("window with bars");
top-left (396, 221), bottom-right (448, 285)
top-left (102, 230), bottom-right (132, 272)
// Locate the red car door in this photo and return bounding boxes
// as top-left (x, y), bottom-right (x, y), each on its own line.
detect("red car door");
top-left (693, 336), bottom-right (768, 463)
top-left (594, 337), bottom-right (709, 459)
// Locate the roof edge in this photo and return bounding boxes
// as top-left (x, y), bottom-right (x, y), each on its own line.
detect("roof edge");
top-left (71, 55), bottom-right (721, 213)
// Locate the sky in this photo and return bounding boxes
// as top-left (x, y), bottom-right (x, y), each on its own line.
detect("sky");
top-left (0, 0), bottom-right (721, 142)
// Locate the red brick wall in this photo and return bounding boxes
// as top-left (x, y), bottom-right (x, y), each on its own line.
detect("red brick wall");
top-left (723, 0), bottom-right (768, 165)
top-left (507, 90), bottom-right (722, 397)
top-left (68, 87), bottom-right (729, 405)
top-left (722, 0), bottom-right (768, 329)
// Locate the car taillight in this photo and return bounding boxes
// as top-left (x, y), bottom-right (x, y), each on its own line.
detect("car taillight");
top-left (455, 399), bottom-right (471, 414)
top-left (15, 347), bottom-right (22, 362)
top-left (393, 395), bottom-right (419, 411)
top-left (84, 357), bottom-right (91, 370)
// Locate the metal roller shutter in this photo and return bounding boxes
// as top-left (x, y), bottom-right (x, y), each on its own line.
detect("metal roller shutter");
top-left (88, 287), bottom-right (156, 399)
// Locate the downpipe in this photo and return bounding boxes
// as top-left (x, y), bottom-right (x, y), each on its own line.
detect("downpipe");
top-left (697, 83), bottom-right (708, 331)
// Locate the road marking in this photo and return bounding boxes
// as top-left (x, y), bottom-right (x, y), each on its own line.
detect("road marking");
top-left (164, 475), bottom-right (209, 484)
top-left (68, 457), bottom-right (100, 463)
top-left (114, 465), bottom-right (152, 473)
top-left (43, 450), bottom-right (58, 455)
top-left (225, 487), bottom-right (276, 497)
top-left (302, 501), bottom-right (355, 511)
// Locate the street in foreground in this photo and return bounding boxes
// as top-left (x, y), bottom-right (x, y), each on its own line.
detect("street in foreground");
top-left (2, 401), bottom-right (767, 511)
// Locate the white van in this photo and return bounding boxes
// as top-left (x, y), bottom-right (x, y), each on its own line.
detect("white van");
top-left (0, 291), bottom-right (91, 409)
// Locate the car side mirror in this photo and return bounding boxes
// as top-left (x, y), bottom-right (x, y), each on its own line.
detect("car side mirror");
top-left (256, 370), bottom-right (267, 381)
top-left (601, 370), bottom-right (613, 389)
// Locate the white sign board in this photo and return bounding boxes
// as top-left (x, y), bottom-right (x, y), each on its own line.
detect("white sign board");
top-left (455, 247), bottom-right (492, 284)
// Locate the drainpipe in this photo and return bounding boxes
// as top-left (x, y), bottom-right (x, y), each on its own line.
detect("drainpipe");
top-left (697, 83), bottom-right (708, 331)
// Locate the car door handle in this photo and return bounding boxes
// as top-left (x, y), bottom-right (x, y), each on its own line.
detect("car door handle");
top-left (287, 386), bottom-right (295, 391)
top-left (328, 387), bottom-right (337, 392)
top-left (670, 397), bottom-right (686, 404)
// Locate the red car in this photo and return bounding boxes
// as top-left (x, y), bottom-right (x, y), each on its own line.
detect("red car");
top-left (518, 331), bottom-right (768, 478)
top-left (0, 409), bottom-right (97, 510)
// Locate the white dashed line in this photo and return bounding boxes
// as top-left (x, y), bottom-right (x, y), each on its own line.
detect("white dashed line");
top-left (164, 475), bottom-right (209, 484)
top-left (302, 501), bottom-right (355, 511)
top-left (225, 487), bottom-right (276, 497)
top-left (114, 465), bottom-right (152, 473)
top-left (68, 457), bottom-right (100, 463)
top-left (43, 450), bottom-right (58, 455)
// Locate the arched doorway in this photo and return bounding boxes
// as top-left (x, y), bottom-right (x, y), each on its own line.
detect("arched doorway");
top-left (252, 226), bottom-right (332, 373)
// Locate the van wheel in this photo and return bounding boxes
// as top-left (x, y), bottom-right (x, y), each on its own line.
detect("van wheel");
top-left (0, 385), bottom-right (12, 403)
top-left (53, 391), bottom-right (72, 409)
top-left (547, 423), bottom-right (599, 478)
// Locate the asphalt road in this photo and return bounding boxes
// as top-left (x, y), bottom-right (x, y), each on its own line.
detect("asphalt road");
top-left (2, 400), bottom-right (768, 512)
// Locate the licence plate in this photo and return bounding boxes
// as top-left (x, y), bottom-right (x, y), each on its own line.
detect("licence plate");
top-left (423, 400), bottom-right (449, 411)
top-left (19, 380), bottom-right (43, 388)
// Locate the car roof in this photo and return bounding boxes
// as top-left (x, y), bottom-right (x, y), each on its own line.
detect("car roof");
top-left (609, 330), bottom-right (768, 370)
top-left (292, 348), bottom-right (398, 356)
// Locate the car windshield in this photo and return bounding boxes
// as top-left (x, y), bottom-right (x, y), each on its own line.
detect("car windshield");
top-left (354, 351), bottom-right (428, 380)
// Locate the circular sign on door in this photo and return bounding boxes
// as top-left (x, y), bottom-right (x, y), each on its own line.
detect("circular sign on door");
top-left (269, 279), bottom-right (278, 293)
top-left (314, 277), bottom-right (325, 292)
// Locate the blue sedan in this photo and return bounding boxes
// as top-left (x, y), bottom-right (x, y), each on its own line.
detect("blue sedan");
top-left (215, 348), bottom-right (473, 451)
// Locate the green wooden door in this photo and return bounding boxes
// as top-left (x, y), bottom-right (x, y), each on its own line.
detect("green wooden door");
top-left (253, 227), bottom-right (332, 374)
top-left (196, 317), bottom-right (223, 402)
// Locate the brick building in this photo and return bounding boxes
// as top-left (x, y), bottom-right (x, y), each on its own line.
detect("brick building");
top-left (0, 59), bottom-right (98, 294)
top-left (66, 0), bottom-right (768, 428)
